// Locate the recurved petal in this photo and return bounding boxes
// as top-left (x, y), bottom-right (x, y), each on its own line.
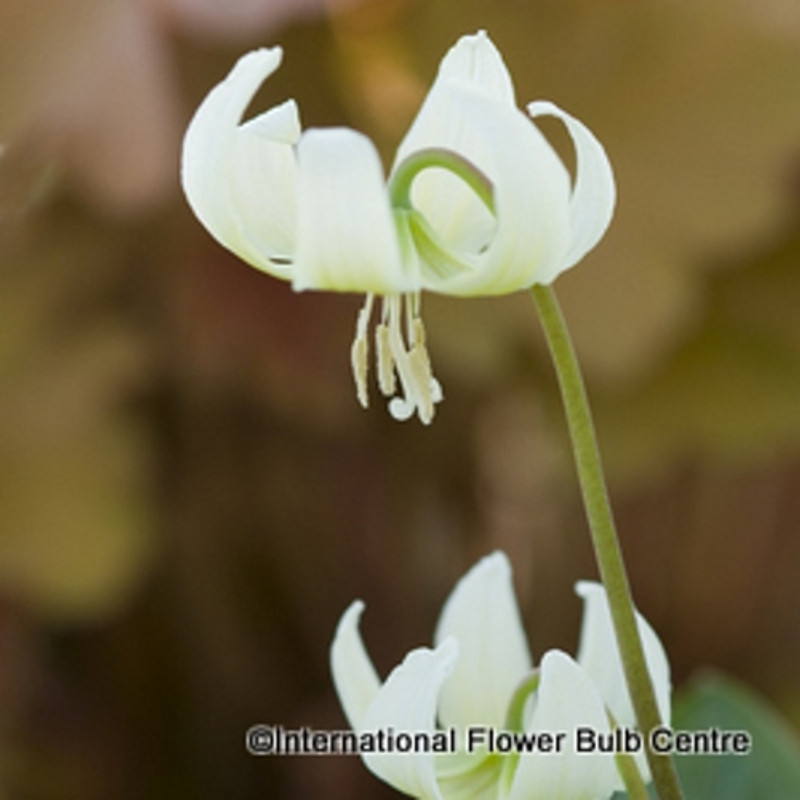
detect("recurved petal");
top-left (527, 102), bottom-right (616, 276)
top-left (393, 76), bottom-right (571, 296)
top-left (293, 127), bottom-right (415, 293)
top-left (181, 48), bottom-right (300, 276)
top-left (575, 581), bottom-right (671, 781)
top-left (433, 552), bottom-right (532, 731)
top-left (330, 601), bottom-right (381, 731)
top-left (506, 650), bottom-right (621, 800)
top-left (575, 582), bottom-right (671, 729)
top-left (360, 639), bottom-right (459, 800)
top-left (227, 100), bottom-right (300, 264)
top-left (575, 581), bottom-right (671, 783)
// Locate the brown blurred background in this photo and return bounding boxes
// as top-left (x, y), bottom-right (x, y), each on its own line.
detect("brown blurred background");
top-left (1, 0), bottom-right (799, 797)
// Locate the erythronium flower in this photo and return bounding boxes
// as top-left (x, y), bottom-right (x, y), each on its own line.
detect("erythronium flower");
top-left (331, 552), bottom-right (670, 800)
top-left (181, 31), bottom-right (615, 423)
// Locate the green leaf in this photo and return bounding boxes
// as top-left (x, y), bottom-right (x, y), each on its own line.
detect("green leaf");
top-left (669, 672), bottom-right (800, 799)
top-left (613, 672), bottom-right (800, 800)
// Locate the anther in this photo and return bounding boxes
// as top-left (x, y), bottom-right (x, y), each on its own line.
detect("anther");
top-left (349, 292), bottom-right (443, 424)
top-left (407, 347), bottom-right (434, 424)
top-left (376, 324), bottom-right (396, 396)
top-left (350, 335), bottom-right (369, 409)
top-left (350, 294), bottom-right (375, 409)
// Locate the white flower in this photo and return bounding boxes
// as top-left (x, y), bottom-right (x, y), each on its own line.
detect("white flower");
top-left (331, 552), bottom-right (670, 800)
top-left (181, 32), bottom-right (615, 424)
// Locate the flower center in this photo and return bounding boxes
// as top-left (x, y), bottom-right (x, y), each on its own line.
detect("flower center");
top-left (390, 147), bottom-right (495, 214)
top-left (350, 149), bottom-right (495, 424)
top-left (350, 292), bottom-right (443, 424)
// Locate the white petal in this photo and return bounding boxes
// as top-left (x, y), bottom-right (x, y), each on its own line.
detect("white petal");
top-left (393, 71), bottom-right (571, 296)
top-left (228, 100), bottom-right (299, 261)
top-left (293, 127), bottom-right (416, 293)
top-left (330, 601), bottom-right (381, 731)
top-left (360, 639), bottom-right (459, 800)
top-left (241, 97), bottom-right (301, 143)
top-left (575, 582), bottom-right (671, 727)
top-left (397, 32), bottom-right (515, 165)
top-left (575, 582), bottom-right (671, 781)
top-left (435, 30), bottom-right (516, 104)
top-left (527, 102), bottom-right (616, 276)
top-left (507, 650), bottom-right (620, 800)
top-left (433, 552), bottom-right (532, 731)
top-left (181, 48), bottom-right (300, 276)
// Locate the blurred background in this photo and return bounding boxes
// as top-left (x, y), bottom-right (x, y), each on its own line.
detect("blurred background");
top-left (1, 0), bottom-right (799, 797)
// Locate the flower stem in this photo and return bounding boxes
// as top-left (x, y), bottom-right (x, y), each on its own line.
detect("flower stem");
top-left (615, 750), bottom-right (653, 800)
top-left (530, 285), bottom-right (684, 800)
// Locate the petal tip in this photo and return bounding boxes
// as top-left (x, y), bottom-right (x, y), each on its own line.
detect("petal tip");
top-left (437, 30), bottom-right (514, 102)
top-left (235, 45), bottom-right (284, 74)
top-left (574, 580), bottom-right (601, 599)
top-left (336, 599), bottom-right (367, 635)
top-left (539, 647), bottom-right (572, 669)
top-left (474, 550), bottom-right (512, 577)
top-left (331, 599), bottom-right (380, 731)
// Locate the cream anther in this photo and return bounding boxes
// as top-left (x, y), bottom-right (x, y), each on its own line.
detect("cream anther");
top-left (349, 293), bottom-right (375, 409)
top-left (349, 292), bottom-right (442, 424)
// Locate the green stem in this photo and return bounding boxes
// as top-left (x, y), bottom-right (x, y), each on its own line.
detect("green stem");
top-left (531, 284), bottom-right (684, 800)
top-left (616, 749), bottom-right (653, 800)
top-left (608, 711), bottom-right (652, 800)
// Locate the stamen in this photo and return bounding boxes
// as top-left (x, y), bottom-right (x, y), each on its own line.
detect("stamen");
top-left (412, 317), bottom-right (425, 348)
top-left (410, 318), bottom-right (443, 404)
top-left (407, 347), bottom-right (434, 424)
top-left (351, 336), bottom-right (369, 408)
top-left (349, 292), bottom-right (443, 424)
top-left (376, 324), bottom-right (396, 395)
top-left (350, 293), bottom-right (374, 409)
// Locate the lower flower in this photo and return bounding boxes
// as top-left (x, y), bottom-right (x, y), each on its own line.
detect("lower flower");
top-left (330, 552), bottom-right (671, 800)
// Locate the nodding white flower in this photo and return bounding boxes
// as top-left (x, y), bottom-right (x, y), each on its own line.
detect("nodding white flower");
top-left (181, 32), bottom-right (615, 424)
top-left (331, 552), bottom-right (670, 800)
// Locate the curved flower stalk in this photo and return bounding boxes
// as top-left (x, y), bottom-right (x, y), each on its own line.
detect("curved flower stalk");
top-left (181, 31), bottom-right (614, 423)
top-left (331, 552), bottom-right (670, 800)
